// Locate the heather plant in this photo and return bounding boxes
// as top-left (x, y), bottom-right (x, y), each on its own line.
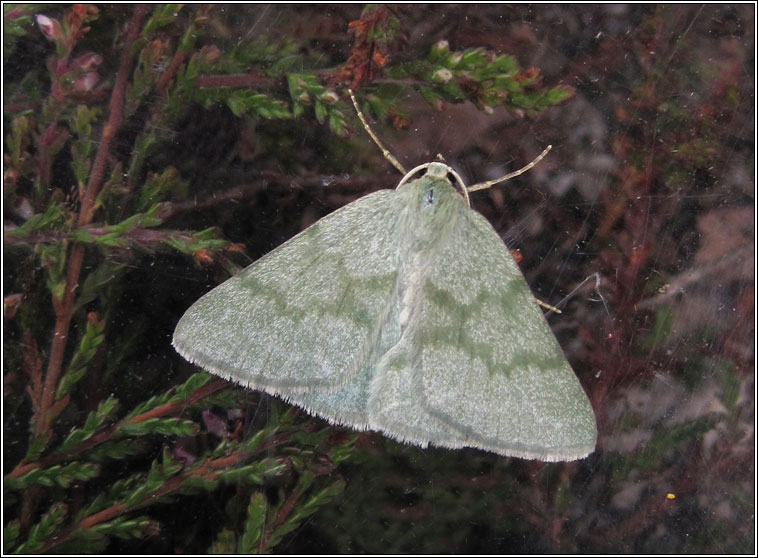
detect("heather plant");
top-left (4, 5), bottom-right (575, 552)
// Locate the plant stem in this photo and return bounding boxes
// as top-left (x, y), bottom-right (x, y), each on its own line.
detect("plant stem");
top-left (10, 378), bottom-right (230, 480)
top-left (32, 5), bottom-right (150, 441)
top-left (38, 434), bottom-right (292, 553)
top-left (78, 5), bottom-right (149, 225)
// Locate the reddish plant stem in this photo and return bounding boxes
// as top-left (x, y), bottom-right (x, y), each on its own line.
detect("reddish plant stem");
top-left (260, 485), bottom-right (302, 551)
top-left (78, 452), bottom-right (253, 528)
top-left (78, 5), bottom-right (149, 226)
top-left (39, 434), bottom-right (292, 553)
top-left (32, 4), bottom-right (150, 440)
top-left (157, 50), bottom-right (187, 96)
top-left (126, 377), bottom-right (230, 423)
top-left (195, 73), bottom-right (276, 89)
top-left (4, 5), bottom-right (27, 19)
top-left (11, 378), bottom-right (230, 479)
top-left (6, 225), bottom-right (202, 247)
top-left (33, 245), bottom-right (84, 436)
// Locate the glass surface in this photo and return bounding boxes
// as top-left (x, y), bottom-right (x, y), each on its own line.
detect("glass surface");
top-left (4, 4), bottom-right (753, 554)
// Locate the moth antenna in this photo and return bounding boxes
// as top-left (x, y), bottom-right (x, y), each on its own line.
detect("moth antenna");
top-left (445, 166), bottom-right (471, 207)
top-left (396, 163), bottom-right (431, 190)
top-left (467, 145), bottom-right (552, 193)
top-left (348, 88), bottom-right (407, 174)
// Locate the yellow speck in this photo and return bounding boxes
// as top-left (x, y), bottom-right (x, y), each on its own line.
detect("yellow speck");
top-left (667, 493), bottom-right (676, 500)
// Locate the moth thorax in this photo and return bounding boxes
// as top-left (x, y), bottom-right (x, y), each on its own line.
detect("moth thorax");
top-left (398, 261), bottom-right (425, 329)
top-left (427, 161), bottom-right (453, 179)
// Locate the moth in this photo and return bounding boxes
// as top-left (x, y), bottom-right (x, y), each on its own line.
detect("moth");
top-left (173, 92), bottom-right (597, 461)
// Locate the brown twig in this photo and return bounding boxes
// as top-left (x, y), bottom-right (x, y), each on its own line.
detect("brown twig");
top-left (4, 171), bottom-right (398, 249)
top-left (78, 6), bottom-right (149, 226)
top-left (31, 5), bottom-right (150, 442)
top-left (9, 378), bottom-right (230, 480)
top-left (195, 73), bottom-right (276, 89)
top-left (259, 484), bottom-right (302, 551)
top-left (39, 432), bottom-right (292, 553)
top-left (127, 378), bottom-right (230, 424)
top-left (34, 245), bottom-right (85, 436)
top-left (5, 224), bottom-right (206, 248)
top-left (157, 50), bottom-right (188, 96)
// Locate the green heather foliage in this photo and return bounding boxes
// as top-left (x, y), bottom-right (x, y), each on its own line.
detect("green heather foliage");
top-left (3, 4), bottom-right (571, 552)
top-left (4, 3), bottom-right (750, 554)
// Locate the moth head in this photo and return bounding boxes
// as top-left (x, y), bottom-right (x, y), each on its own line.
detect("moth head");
top-left (426, 161), bottom-right (452, 180)
top-left (397, 161), bottom-right (470, 210)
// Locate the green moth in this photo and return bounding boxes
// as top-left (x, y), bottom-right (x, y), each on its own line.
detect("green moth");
top-left (173, 153), bottom-right (597, 461)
